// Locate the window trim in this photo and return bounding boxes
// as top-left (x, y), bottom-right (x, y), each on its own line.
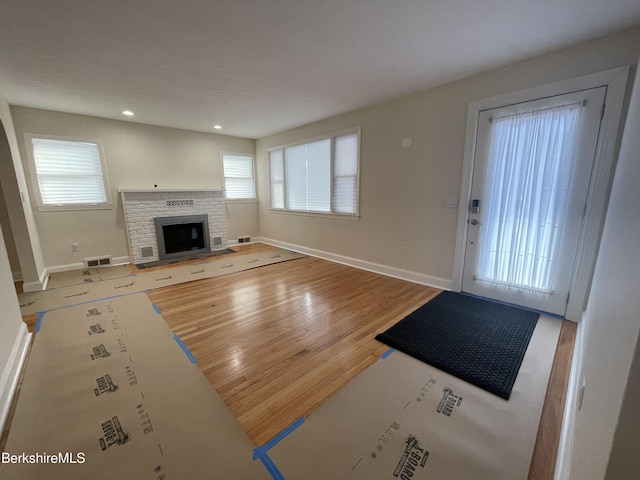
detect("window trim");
top-left (267, 127), bottom-right (361, 218)
top-left (24, 133), bottom-right (113, 211)
top-left (221, 152), bottom-right (257, 203)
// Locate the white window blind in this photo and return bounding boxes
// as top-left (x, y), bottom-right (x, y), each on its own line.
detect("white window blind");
top-left (31, 138), bottom-right (108, 206)
top-left (286, 139), bottom-right (331, 212)
top-left (223, 154), bottom-right (256, 199)
top-left (269, 130), bottom-right (359, 216)
top-left (333, 133), bottom-right (358, 214)
top-left (270, 149), bottom-right (285, 209)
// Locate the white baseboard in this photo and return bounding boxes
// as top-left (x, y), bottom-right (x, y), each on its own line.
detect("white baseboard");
top-left (44, 255), bottom-right (131, 275)
top-left (12, 271), bottom-right (22, 283)
top-left (0, 323), bottom-right (31, 436)
top-left (110, 256), bottom-right (132, 266)
top-left (23, 255), bottom-right (132, 292)
top-left (227, 239), bottom-right (259, 247)
top-left (260, 237), bottom-right (452, 290)
top-left (554, 317), bottom-right (585, 480)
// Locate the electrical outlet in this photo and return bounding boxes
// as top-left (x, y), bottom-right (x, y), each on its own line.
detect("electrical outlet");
top-left (400, 247), bottom-right (407, 256)
top-left (71, 242), bottom-right (80, 252)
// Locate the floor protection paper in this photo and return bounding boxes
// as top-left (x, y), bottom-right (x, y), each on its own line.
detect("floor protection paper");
top-left (1, 293), bottom-right (270, 480)
top-left (267, 316), bottom-right (561, 480)
top-left (46, 264), bottom-right (132, 289)
top-left (18, 248), bottom-right (306, 315)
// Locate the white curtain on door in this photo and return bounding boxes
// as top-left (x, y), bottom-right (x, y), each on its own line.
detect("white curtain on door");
top-left (477, 103), bottom-right (583, 293)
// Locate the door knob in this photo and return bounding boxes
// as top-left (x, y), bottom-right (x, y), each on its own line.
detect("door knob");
top-left (470, 219), bottom-right (482, 225)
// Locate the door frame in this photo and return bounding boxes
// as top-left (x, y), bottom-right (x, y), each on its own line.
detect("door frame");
top-left (451, 66), bottom-right (630, 321)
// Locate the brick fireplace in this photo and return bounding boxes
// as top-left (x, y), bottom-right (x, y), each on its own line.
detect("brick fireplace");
top-left (120, 189), bottom-right (227, 265)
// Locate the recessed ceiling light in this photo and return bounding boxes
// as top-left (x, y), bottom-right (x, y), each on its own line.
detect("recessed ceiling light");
top-left (213, 125), bottom-right (222, 130)
top-left (122, 110), bottom-right (135, 116)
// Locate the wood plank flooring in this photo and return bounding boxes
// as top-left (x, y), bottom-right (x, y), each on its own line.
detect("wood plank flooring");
top-left (7, 243), bottom-right (576, 478)
top-left (145, 244), bottom-right (441, 444)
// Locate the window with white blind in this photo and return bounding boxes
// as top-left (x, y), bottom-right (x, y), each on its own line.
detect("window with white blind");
top-left (27, 136), bottom-right (111, 210)
top-left (222, 154), bottom-right (256, 200)
top-left (269, 129), bottom-right (359, 216)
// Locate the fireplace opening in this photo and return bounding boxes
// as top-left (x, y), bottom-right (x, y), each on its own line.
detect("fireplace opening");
top-left (163, 222), bottom-right (205, 254)
top-left (155, 214), bottom-right (211, 260)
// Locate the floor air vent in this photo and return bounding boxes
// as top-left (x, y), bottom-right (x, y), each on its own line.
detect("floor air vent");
top-left (84, 256), bottom-right (113, 267)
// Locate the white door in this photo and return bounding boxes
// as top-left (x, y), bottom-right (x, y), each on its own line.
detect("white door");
top-left (462, 87), bottom-right (605, 315)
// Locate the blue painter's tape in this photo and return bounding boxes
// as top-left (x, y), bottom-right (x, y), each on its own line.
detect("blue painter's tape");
top-left (253, 416), bottom-right (305, 460)
top-left (258, 453), bottom-right (285, 480)
top-left (152, 303), bottom-right (162, 314)
top-left (381, 348), bottom-right (395, 359)
top-left (34, 311), bottom-right (47, 333)
top-left (173, 334), bottom-right (197, 364)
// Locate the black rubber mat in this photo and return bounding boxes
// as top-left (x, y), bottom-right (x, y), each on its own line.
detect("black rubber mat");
top-left (375, 291), bottom-right (539, 399)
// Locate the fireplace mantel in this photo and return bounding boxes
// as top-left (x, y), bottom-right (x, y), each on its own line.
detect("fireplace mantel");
top-left (119, 188), bottom-right (224, 193)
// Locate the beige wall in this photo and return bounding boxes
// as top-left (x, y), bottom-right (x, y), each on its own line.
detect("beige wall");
top-left (570, 51), bottom-right (640, 480)
top-left (605, 332), bottom-right (640, 480)
top-left (0, 221), bottom-right (25, 422)
top-left (255, 27), bottom-right (640, 284)
top-left (10, 108), bottom-right (258, 268)
top-left (0, 126), bottom-right (21, 276)
top-left (0, 176), bottom-right (20, 276)
top-left (0, 118), bottom-right (30, 432)
top-left (0, 92), bottom-right (45, 289)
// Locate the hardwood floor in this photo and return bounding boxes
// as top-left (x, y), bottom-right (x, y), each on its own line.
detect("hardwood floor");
top-left (9, 243), bottom-right (575, 478)
top-left (528, 320), bottom-right (577, 479)
top-left (145, 244), bottom-right (441, 444)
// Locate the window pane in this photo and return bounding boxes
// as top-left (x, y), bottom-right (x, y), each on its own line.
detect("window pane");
top-left (224, 177), bottom-right (256, 199)
top-left (271, 183), bottom-right (284, 209)
top-left (333, 133), bottom-right (358, 214)
top-left (305, 140), bottom-right (330, 212)
top-left (223, 155), bottom-right (253, 177)
top-left (223, 154), bottom-right (255, 199)
top-left (334, 134), bottom-right (358, 176)
top-left (268, 130), bottom-right (359, 216)
top-left (333, 176), bottom-right (357, 214)
top-left (269, 150), bottom-right (284, 209)
top-left (285, 146), bottom-right (309, 211)
top-left (285, 139), bottom-right (330, 212)
top-left (39, 175), bottom-right (107, 204)
top-left (31, 138), bottom-right (107, 205)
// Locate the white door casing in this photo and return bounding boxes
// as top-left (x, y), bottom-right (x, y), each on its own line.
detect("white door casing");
top-left (461, 87), bottom-right (605, 315)
top-left (452, 66), bottom-right (630, 321)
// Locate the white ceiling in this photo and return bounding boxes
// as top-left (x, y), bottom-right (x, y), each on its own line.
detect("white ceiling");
top-left (1, 1), bottom-right (639, 139)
